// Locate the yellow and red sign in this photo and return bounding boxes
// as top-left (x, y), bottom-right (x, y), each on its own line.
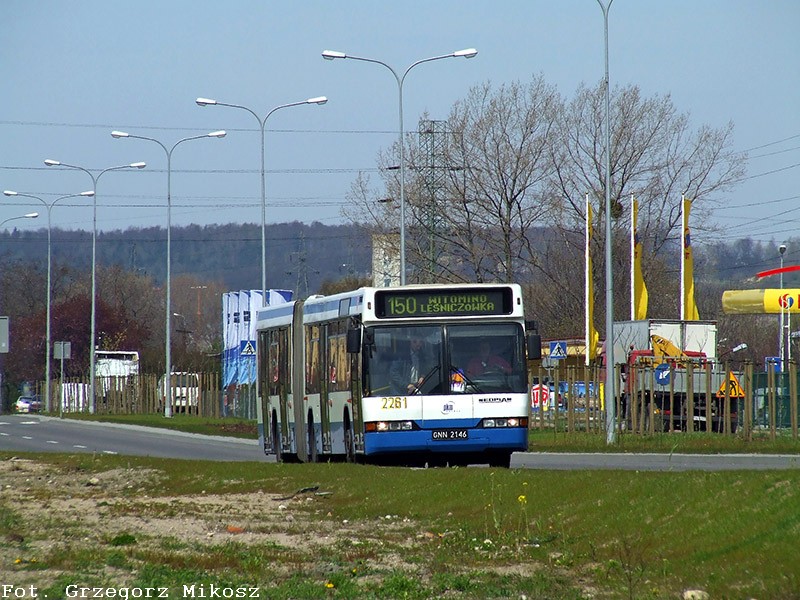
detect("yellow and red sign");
top-left (722, 289), bottom-right (800, 314)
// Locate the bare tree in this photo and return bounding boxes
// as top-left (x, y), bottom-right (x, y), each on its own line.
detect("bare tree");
top-left (551, 83), bottom-right (746, 314)
top-left (343, 76), bottom-right (747, 336)
top-left (440, 76), bottom-right (561, 283)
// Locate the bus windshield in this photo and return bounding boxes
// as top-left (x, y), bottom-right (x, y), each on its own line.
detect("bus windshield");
top-left (365, 323), bottom-right (526, 397)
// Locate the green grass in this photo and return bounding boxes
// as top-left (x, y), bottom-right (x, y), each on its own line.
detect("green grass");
top-left (529, 428), bottom-right (800, 453)
top-left (58, 412), bottom-right (800, 454)
top-left (60, 412), bottom-right (258, 438)
top-left (2, 452), bottom-right (799, 598)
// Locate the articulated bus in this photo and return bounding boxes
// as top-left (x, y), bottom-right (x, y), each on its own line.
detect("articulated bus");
top-left (255, 284), bottom-right (540, 467)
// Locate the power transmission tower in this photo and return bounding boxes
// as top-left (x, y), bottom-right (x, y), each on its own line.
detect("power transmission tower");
top-left (419, 119), bottom-right (449, 282)
top-left (289, 232), bottom-right (314, 299)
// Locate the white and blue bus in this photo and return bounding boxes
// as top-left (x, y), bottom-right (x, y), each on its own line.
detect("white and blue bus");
top-left (255, 283), bottom-right (540, 467)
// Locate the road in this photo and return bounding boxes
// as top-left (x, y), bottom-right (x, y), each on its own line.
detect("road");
top-left (511, 451), bottom-right (800, 471)
top-left (2, 414), bottom-right (800, 470)
top-left (0, 414), bottom-right (266, 462)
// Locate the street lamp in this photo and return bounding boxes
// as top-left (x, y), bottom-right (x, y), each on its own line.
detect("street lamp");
top-left (44, 159), bottom-right (146, 413)
top-left (0, 211), bottom-right (38, 228)
top-left (779, 243), bottom-right (787, 371)
top-left (195, 96), bottom-right (327, 304)
top-left (596, 0), bottom-right (616, 444)
top-left (3, 190), bottom-right (94, 412)
top-left (322, 47), bottom-right (477, 285)
top-left (111, 129), bottom-right (225, 417)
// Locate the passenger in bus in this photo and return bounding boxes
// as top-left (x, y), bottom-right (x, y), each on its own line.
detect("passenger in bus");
top-left (466, 340), bottom-right (512, 378)
top-left (390, 336), bottom-right (435, 395)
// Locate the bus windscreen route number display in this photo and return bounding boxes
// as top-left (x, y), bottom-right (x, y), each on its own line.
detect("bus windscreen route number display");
top-left (375, 288), bottom-right (512, 319)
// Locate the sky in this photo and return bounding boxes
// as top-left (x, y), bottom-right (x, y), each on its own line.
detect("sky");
top-left (2, 1), bottom-right (798, 252)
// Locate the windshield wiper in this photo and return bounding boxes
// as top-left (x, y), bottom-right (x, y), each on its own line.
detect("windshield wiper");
top-left (414, 365), bottom-right (440, 394)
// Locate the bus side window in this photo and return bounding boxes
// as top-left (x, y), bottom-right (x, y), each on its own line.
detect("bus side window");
top-left (328, 321), bottom-right (349, 392)
top-left (305, 325), bottom-right (321, 395)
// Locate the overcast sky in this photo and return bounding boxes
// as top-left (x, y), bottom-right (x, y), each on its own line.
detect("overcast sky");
top-left (2, 1), bottom-right (798, 251)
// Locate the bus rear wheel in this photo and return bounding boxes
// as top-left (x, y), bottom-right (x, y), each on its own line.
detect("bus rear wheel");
top-left (307, 413), bottom-right (318, 463)
top-left (343, 410), bottom-right (359, 463)
top-left (271, 414), bottom-right (283, 463)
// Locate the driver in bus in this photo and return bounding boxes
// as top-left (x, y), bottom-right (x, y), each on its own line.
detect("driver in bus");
top-left (466, 340), bottom-right (512, 378)
top-left (390, 336), bottom-right (435, 395)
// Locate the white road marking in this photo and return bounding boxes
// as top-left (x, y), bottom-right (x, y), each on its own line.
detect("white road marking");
top-left (22, 436), bottom-right (32, 440)
top-left (102, 450), bottom-right (118, 455)
top-left (74, 444), bottom-right (87, 449)
top-left (46, 440), bottom-right (59, 444)
top-left (0, 432), bottom-right (8, 436)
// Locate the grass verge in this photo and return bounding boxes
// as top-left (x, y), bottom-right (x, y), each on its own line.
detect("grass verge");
top-left (55, 413), bottom-right (800, 454)
top-left (58, 412), bottom-right (258, 438)
top-left (1, 452), bottom-right (799, 599)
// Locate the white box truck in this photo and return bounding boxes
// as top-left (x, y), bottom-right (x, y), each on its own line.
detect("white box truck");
top-left (610, 320), bottom-right (736, 433)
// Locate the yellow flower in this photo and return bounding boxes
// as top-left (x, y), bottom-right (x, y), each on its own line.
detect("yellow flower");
top-left (325, 582), bottom-right (334, 589)
top-left (518, 494), bottom-right (527, 504)
top-left (14, 558), bottom-right (22, 564)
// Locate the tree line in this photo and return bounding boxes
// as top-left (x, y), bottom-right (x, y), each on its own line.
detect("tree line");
top-left (0, 220), bottom-right (792, 392)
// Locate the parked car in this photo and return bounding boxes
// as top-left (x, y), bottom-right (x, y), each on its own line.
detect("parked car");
top-left (15, 395), bottom-right (42, 413)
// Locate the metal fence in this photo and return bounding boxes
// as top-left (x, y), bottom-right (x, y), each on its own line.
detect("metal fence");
top-left (529, 361), bottom-right (800, 440)
top-left (30, 360), bottom-right (800, 438)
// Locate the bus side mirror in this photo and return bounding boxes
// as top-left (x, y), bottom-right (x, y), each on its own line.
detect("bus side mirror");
top-left (527, 333), bottom-right (542, 360)
top-left (346, 327), bottom-right (361, 354)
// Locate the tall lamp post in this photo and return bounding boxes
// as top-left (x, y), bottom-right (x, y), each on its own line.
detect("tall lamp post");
top-left (111, 130), bottom-right (226, 417)
top-left (44, 159), bottom-right (146, 413)
top-left (779, 243), bottom-right (787, 371)
top-left (3, 190), bottom-right (94, 412)
top-left (322, 48), bottom-right (477, 285)
top-left (195, 96), bottom-right (327, 304)
top-left (596, 0), bottom-right (616, 444)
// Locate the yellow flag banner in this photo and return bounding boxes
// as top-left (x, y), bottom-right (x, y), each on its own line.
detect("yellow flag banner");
top-left (586, 197), bottom-right (599, 365)
top-left (682, 197), bottom-right (700, 320)
top-left (632, 198), bottom-right (648, 320)
top-left (722, 289), bottom-right (800, 314)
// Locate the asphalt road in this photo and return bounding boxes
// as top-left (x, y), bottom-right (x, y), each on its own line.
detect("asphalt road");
top-left (0, 414), bottom-right (267, 462)
top-left (510, 451), bottom-right (800, 471)
top-left (2, 414), bottom-right (800, 470)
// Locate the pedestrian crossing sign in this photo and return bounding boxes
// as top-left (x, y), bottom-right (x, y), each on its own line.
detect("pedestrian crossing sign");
top-left (716, 372), bottom-right (745, 398)
top-left (549, 341), bottom-right (568, 360)
top-left (240, 340), bottom-right (256, 356)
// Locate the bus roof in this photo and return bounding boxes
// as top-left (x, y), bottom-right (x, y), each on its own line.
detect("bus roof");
top-left (256, 283), bottom-right (525, 330)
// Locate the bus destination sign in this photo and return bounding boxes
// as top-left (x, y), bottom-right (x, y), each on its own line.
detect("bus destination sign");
top-left (375, 287), bottom-right (512, 319)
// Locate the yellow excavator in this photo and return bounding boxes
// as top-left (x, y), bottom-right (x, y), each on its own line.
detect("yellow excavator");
top-left (650, 334), bottom-right (687, 359)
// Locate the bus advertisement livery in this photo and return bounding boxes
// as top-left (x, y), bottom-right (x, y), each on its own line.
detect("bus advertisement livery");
top-left (255, 284), bottom-right (540, 467)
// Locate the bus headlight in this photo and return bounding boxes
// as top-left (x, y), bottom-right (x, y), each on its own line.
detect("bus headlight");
top-left (480, 417), bottom-right (527, 428)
